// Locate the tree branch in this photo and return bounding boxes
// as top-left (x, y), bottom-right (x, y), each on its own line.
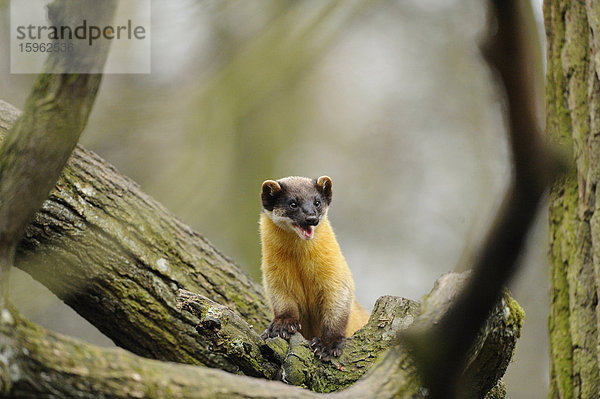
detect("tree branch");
top-left (1, 306), bottom-right (317, 399)
top-left (177, 289), bottom-right (421, 392)
top-left (0, 271), bottom-right (521, 398)
top-left (0, 0), bottom-right (116, 306)
top-left (0, 99), bottom-right (270, 371)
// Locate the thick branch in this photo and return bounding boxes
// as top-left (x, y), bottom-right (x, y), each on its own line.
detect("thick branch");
top-left (178, 289), bottom-right (421, 392)
top-left (0, 307), bottom-right (317, 399)
top-left (176, 272), bottom-right (521, 396)
top-left (1, 272), bottom-right (521, 398)
top-left (0, 100), bottom-right (270, 372)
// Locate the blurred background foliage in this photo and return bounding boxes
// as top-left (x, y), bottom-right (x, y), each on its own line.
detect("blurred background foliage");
top-left (1, 0), bottom-right (547, 397)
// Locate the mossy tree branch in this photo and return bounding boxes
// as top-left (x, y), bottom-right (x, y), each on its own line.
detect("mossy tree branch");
top-left (0, 96), bottom-right (522, 396)
top-left (0, 100), bottom-right (270, 372)
top-left (0, 271), bottom-right (521, 398)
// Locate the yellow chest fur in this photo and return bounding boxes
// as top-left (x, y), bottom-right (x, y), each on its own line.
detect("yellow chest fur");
top-left (260, 213), bottom-right (367, 338)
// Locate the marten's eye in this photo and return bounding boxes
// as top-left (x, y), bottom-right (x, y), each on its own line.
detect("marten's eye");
top-left (289, 201), bottom-right (298, 209)
top-left (314, 200), bottom-right (321, 207)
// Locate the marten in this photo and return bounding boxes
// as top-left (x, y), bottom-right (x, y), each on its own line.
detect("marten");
top-left (259, 175), bottom-right (369, 360)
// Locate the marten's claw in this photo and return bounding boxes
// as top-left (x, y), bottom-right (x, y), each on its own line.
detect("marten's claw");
top-left (261, 317), bottom-right (301, 340)
top-left (310, 336), bottom-right (346, 361)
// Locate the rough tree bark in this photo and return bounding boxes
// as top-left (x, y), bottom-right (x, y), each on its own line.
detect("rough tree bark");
top-left (546, 1), bottom-right (600, 398)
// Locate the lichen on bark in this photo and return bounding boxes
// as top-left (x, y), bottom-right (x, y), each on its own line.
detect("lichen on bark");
top-left (546, 0), bottom-right (600, 397)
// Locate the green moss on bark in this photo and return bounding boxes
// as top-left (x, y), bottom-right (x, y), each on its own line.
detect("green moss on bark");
top-left (504, 292), bottom-right (525, 333)
top-left (546, 0), bottom-right (600, 394)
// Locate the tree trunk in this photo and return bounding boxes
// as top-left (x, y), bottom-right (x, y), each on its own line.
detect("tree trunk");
top-left (546, 1), bottom-right (600, 398)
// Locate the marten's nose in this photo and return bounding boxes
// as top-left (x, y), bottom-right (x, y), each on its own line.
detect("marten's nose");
top-left (306, 215), bottom-right (319, 226)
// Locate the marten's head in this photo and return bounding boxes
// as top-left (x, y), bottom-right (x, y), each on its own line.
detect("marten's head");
top-left (261, 176), bottom-right (333, 240)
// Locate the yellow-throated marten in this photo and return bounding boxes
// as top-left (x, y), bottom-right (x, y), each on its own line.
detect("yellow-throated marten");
top-left (259, 176), bottom-right (369, 360)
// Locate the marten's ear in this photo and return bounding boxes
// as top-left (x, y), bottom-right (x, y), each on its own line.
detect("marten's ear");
top-left (316, 176), bottom-right (332, 205)
top-left (261, 180), bottom-right (282, 211)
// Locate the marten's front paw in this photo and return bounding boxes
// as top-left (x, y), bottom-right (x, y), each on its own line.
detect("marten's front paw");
top-left (261, 317), bottom-right (301, 340)
top-left (310, 336), bottom-right (346, 361)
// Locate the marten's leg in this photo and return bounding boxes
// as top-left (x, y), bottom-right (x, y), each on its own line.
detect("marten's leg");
top-left (310, 289), bottom-right (351, 361)
top-left (261, 283), bottom-right (301, 340)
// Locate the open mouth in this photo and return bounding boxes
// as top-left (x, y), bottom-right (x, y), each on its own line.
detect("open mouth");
top-left (294, 225), bottom-right (315, 240)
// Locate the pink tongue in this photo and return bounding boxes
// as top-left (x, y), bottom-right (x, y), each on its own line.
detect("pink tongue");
top-left (302, 226), bottom-right (315, 239)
